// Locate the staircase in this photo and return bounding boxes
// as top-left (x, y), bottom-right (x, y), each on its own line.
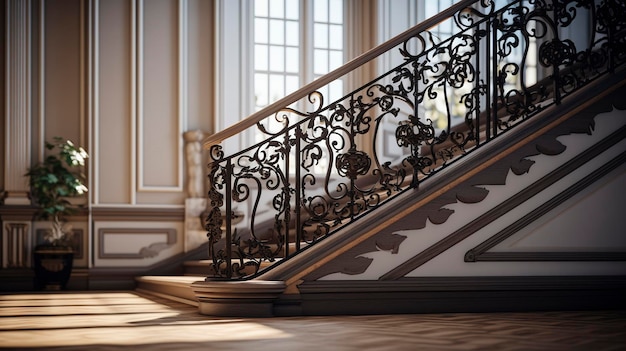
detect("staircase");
top-left (137, 0), bottom-right (626, 316)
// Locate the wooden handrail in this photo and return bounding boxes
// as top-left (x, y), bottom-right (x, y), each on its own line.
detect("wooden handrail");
top-left (203, 0), bottom-right (477, 148)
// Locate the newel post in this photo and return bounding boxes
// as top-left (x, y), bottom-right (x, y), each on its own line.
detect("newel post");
top-left (191, 280), bottom-right (286, 317)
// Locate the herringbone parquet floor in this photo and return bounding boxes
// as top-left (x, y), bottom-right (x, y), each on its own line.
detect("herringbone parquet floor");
top-left (0, 291), bottom-right (624, 351)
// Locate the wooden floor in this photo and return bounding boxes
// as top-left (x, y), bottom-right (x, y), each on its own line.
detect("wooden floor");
top-left (0, 291), bottom-right (625, 351)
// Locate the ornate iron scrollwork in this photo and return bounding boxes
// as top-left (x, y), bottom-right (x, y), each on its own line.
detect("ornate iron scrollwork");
top-left (204, 0), bottom-right (625, 279)
top-left (336, 148), bottom-right (371, 180)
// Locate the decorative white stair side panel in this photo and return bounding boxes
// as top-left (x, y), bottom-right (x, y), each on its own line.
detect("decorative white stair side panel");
top-left (410, 142), bottom-right (625, 277)
top-left (483, 167), bottom-right (625, 253)
top-left (317, 107), bottom-right (626, 281)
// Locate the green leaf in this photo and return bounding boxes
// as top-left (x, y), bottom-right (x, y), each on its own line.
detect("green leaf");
top-left (45, 174), bottom-right (59, 183)
top-left (27, 137), bottom-right (89, 220)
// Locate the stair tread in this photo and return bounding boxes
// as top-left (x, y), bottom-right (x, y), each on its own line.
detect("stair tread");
top-left (135, 276), bottom-right (200, 307)
top-left (183, 260), bottom-right (212, 266)
top-left (136, 275), bottom-right (201, 285)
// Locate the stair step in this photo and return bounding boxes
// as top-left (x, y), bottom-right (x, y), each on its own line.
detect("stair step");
top-left (183, 260), bottom-right (215, 276)
top-left (183, 259), bottom-right (280, 276)
top-left (137, 259), bottom-right (282, 305)
top-left (135, 276), bottom-right (200, 306)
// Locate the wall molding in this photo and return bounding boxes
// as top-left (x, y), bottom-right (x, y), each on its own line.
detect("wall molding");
top-left (131, 0), bottom-right (138, 202)
top-left (38, 0), bottom-right (45, 161)
top-left (2, 221), bottom-right (31, 268)
top-left (3, 0), bottom-right (32, 204)
top-left (89, 0), bottom-right (188, 205)
top-left (79, 0), bottom-right (86, 147)
top-left (88, 0), bottom-right (100, 204)
top-left (178, 0), bottom-right (188, 174)
top-left (136, 0), bottom-right (186, 194)
top-left (92, 206), bottom-right (184, 221)
top-left (98, 227), bottom-right (177, 259)
top-left (86, 0), bottom-right (98, 266)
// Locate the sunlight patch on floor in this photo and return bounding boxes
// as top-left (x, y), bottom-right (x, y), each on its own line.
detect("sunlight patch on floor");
top-left (0, 292), bottom-right (291, 348)
top-left (0, 323), bottom-right (291, 348)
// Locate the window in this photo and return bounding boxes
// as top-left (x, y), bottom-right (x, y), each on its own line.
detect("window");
top-left (417, 0), bottom-right (538, 129)
top-left (253, 0), bottom-right (345, 113)
top-left (253, 0), bottom-right (301, 111)
top-left (418, 0), bottom-right (467, 130)
top-left (311, 0), bottom-right (344, 102)
top-left (215, 0), bottom-right (368, 154)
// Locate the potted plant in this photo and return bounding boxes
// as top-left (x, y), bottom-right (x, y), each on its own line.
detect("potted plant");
top-left (26, 137), bottom-right (88, 290)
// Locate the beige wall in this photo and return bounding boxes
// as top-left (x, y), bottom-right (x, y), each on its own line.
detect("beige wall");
top-left (97, 0), bottom-right (133, 204)
top-left (0, 0), bottom-right (215, 205)
top-left (94, 0), bottom-right (214, 206)
top-left (0, 1), bottom-right (5, 191)
top-left (44, 0), bottom-right (83, 146)
top-left (1, 0), bottom-right (216, 270)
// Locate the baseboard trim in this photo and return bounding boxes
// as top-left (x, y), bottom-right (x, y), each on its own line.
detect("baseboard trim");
top-left (279, 276), bottom-right (626, 316)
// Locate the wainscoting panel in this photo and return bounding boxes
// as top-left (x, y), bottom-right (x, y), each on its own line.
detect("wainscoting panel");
top-left (94, 221), bottom-right (183, 267)
top-left (94, 0), bottom-right (188, 206)
top-left (137, 0), bottom-right (184, 192)
top-left (43, 0), bottom-right (83, 144)
top-left (96, 0), bottom-right (133, 204)
top-left (1, 221), bottom-right (31, 269)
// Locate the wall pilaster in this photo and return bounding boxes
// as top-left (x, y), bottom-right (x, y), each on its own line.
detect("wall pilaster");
top-left (3, 0), bottom-right (32, 205)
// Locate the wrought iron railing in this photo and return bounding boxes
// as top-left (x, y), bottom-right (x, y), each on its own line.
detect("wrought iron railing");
top-left (204, 0), bottom-right (625, 280)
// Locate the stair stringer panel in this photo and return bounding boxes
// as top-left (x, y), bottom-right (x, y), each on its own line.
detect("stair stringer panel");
top-left (301, 88), bottom-right (626, 282)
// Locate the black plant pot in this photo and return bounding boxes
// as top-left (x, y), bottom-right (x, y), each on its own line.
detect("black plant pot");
top-left (33, 245), bottom-right (74, 290)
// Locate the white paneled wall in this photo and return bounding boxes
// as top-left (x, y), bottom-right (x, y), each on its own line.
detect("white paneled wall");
top-left (86, 0), bottom-right (214, 267)
top-left (95, 0), bottom-right (133, 204)
top-left (93, 221), bottom-right (183, 267)
top-left (137, 0), bottom-right (184, 194)
top-left (93, 0), bottom-right (200, 206)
